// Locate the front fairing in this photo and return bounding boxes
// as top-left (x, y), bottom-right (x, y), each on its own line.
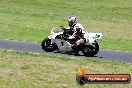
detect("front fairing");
top-left (84, 32), bottom-right (102, 45)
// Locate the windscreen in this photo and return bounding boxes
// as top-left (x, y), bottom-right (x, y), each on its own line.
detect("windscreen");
top-left (52, 27), bottom-right (64, 33)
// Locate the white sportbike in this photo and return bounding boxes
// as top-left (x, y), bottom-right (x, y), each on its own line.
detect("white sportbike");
top-left (41, 26), bottom-right (102, 56)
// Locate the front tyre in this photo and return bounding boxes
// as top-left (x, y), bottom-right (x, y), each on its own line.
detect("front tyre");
top-left (41, 38), bottom-right (57, 52)
top-left (82, 42), bottom-right (99, 57)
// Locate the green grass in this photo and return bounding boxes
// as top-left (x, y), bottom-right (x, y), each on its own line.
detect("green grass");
top-left (0, 50), bottom-right (131, 88)
top-left (0, 0), bottom-right (132, 50)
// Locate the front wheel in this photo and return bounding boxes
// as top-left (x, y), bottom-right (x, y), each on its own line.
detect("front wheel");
top-left (41, 38), bottom-right (57, 52)
top-left (82, 42), bottom-right (99, 57)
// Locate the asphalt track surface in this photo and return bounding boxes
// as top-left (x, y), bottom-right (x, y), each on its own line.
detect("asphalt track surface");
top-left (0, 39), bottom-right (132, 64)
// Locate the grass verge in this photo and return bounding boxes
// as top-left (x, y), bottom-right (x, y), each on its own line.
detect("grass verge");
top-left (0, 50), bottom-right (131, 88)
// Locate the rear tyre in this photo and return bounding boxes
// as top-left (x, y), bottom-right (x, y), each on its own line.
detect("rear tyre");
top-left (41, 38), bottom-right (57, 52)
top-left (82, 42), bottom-right (99, 57)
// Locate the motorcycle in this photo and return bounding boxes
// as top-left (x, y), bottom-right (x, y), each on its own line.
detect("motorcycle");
top-left (41, 26), bottom-right (102, 56)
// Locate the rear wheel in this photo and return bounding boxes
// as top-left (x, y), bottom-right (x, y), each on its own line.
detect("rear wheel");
top-left (41, 38), bottom-right (57, 52)
top-left (82, 42), bottom-right (99, 57)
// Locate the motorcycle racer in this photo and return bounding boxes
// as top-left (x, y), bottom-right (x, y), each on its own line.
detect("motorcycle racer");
top-left (66, 16), bottom-right (86, 55)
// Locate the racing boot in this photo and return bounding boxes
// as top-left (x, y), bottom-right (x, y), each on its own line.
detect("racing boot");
top-left (71, 44), bottom-right (80, 56)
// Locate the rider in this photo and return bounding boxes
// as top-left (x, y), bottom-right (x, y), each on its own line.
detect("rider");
top-left (66, 16), bottom-right (86, 55)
